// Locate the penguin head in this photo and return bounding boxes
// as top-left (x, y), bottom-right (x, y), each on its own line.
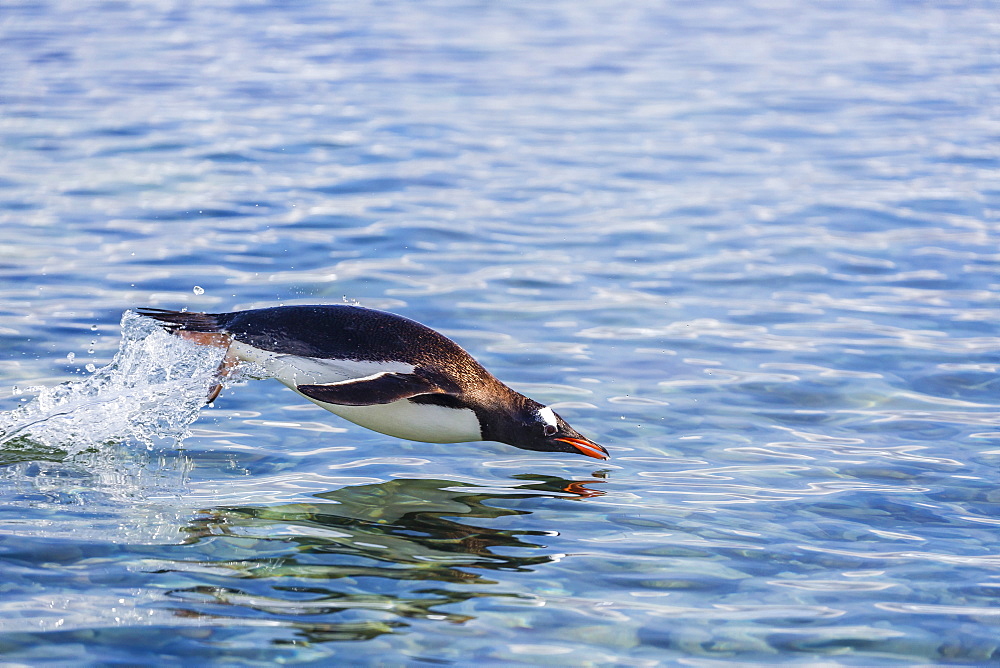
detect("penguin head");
top-left (485, 397), bottom-right (609, 460)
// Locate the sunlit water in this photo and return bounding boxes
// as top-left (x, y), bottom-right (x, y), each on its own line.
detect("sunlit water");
top-left (2, 0), bottom-right (999, 664)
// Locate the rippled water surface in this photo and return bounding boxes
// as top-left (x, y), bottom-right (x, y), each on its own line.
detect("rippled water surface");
top-left (2, 0), bottom-right (1000, 664)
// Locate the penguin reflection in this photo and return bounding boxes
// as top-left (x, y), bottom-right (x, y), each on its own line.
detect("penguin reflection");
top-left (169, 475), bottom-right (606, 640)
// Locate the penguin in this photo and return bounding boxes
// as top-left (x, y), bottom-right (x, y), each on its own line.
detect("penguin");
top-left (137, 305), bottom-right (608, 460)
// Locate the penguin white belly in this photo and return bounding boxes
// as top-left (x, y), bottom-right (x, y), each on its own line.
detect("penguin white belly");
top-left (230, 341), bottom-right (415, 386)
top-left (229, 341), bottom-right (483, 443)
top-left (296, 392), bottom-right (482, 443)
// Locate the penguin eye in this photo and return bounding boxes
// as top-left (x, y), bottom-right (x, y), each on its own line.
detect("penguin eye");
top-left (543, 424), bottom-right (557, 437)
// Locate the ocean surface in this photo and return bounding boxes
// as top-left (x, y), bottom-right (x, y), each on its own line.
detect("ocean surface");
top-left (2, 0), bottom-right (1000, 664)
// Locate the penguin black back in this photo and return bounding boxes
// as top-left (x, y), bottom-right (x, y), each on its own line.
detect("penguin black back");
top-left (138, 305), bottom-right (499, 389)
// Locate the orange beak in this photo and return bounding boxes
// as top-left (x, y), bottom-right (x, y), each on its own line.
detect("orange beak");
top-left (555, 436), bottom-right (610, 460)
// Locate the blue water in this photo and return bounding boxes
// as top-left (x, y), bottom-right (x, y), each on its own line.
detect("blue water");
top-left (2, 0), bottom-right (1000, 664)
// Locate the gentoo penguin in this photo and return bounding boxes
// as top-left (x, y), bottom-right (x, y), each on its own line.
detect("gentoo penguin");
top-left (137, 305), bottom-right (608, 460)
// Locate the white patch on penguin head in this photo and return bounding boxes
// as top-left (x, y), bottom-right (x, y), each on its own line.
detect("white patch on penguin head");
top-left (537, 406), bottom-right (558, 429)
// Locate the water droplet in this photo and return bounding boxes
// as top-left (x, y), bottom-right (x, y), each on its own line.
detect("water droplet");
top-left (85, 363), bottom-right (96, 373)
top-left (90, 324), bottom-right (98, 332)
top-left (11, 386), bottom-right (21, 396)
top-left (193, 286), bottom-right (205, 295)
top-left (67, 352), bottom-right (76, 362)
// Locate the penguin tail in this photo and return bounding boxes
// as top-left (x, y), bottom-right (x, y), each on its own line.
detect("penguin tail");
top-left (136, 308), bottom-right (225, 333)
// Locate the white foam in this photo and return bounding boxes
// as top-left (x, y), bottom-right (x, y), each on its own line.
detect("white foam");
top-left (0, 310), bottom-right (226, 455)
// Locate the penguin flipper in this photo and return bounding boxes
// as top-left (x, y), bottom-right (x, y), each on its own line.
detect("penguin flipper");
top-left (297, 371), bottom-right (457, 406)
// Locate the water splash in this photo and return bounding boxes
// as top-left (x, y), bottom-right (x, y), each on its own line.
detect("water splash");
top-left (0, 310), bottom-right (225, 455)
